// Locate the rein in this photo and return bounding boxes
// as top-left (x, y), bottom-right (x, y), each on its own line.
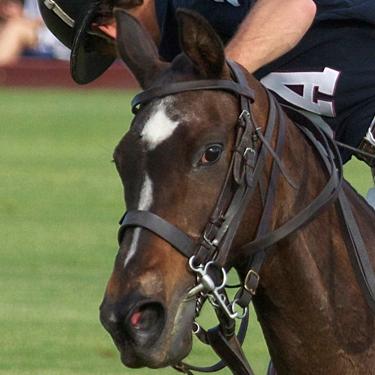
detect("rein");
top-left (118, 61), bottom-right (375, 374)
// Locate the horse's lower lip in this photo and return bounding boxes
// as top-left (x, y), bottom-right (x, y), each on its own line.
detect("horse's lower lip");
top-left (119, 349), bottom-right (144, 368)
top-left (118, 342), bottom-right (171, 369)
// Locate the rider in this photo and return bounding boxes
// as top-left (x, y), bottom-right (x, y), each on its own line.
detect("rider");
top-left (38, 0), bottom-right (375, 205)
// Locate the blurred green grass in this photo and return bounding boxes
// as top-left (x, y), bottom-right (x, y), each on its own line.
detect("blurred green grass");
top-left (0, 88), bottom-right (372, 375)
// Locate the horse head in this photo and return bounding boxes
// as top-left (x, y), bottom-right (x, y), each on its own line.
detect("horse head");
top-left (99, 8), bottom-right (271, 369)
top-left (98, 7), bottom-right (375, 373)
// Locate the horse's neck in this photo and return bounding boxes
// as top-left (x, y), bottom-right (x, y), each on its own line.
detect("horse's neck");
top-left (252, 119), bottom-right (375, 374)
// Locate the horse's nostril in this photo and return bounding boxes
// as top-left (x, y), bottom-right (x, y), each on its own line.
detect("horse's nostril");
top-left (100, 299), bottom-right (166, 347)
top-left (130, 309), bottom-right (143, 328)
top-left (127, 302), bottom-right (165, 341)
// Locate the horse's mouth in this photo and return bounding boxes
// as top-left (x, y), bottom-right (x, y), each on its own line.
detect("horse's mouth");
top-left (115, 326), bottom-right (192, 369)
top-left (118, 344), bottom-right (180, 369)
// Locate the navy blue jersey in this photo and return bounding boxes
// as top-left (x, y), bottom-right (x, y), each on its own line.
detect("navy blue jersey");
top-left (154, 0), bottom-right (375, 162)
top-left (156, 0), bottom-right (253, 61)
top-left (315, 0), bottom-right (375, 25)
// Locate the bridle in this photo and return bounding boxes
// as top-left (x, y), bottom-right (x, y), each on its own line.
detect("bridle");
top-left (117, 61), bottom-right (375, 374)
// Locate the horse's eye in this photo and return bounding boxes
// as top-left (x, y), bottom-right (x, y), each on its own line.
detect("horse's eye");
top-left (200, 144), bottom-right (223, 165)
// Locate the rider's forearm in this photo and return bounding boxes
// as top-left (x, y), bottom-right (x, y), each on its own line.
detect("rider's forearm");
top-left (226, 0), bottom-right (316, 73)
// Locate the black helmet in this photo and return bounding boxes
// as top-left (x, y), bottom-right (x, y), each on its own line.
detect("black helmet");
top-left (38, 0), bottom-right (116, 84)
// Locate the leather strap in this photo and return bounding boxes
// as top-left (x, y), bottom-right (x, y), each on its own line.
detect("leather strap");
top-left (177, 311), bottom-right (250, 374)
top-left (119, 210), bottom-right (195, 258)
top-left (238, 116), bottom-right (343, 257)
top-left (131, 79), bottom-right (255, 114)
top-left (235, 95), bottom-right (288, 307)
top-left (235, 110), bottom-right (343, 307)
top-left (206, 327), bottom-right (255, 375)
top-left (337, 189), bottom-right (375, 313)
top-left (193, 62), bottom-right (281, 269)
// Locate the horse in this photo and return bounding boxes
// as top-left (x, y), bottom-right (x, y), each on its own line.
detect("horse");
top-left (99, 8), bottom-right (375, 374)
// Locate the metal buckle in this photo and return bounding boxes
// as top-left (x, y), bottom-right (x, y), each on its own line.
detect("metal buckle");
top-left (238, 110), bottom-right (251, 127)
top-left (231, 299), bottom-right (248, 320)
top-left (243, 147), bottom-right (256, 158)
top-left (203, 233), bottom-right (219, 248)
top-left (244, 269), bottom-right (260, 295)
top-left (239, 110), bottom-right (250, 121)
top-left (192, 321), bottom-right (201, 334)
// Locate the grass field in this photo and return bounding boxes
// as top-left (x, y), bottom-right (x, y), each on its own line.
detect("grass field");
top-left (0, 88), bottom-right (373, 375)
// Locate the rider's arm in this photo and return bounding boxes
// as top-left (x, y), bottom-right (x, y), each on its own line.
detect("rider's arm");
top-left (226, 0), bottom-right (316, 73)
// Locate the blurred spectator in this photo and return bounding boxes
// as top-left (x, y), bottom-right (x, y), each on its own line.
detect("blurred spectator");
top-left (0, 0), bottom-right (38, 65)
top-left (23, 0), bottom-right (69, 60)
top-left (0, 0), bottom-right (68, 66)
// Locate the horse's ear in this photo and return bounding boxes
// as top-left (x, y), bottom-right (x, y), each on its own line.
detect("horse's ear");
top-left (177, 9), bottom-right (228, 78)
top-left (115, 8), bottom-right (166, 88)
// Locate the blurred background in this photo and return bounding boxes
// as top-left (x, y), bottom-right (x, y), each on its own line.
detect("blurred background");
top-left (0, 2), bottom-right (373, 374)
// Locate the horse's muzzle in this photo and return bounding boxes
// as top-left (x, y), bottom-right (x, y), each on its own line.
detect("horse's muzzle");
top-left (100, 291), bottom-right (196, 368)
top-left (100, 296), bottom-right (166, 353)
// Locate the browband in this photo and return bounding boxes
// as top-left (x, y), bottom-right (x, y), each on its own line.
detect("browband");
top-left (131, 78), bottom-right (255, 114)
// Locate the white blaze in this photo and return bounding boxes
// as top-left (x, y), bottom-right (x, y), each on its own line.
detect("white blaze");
top-left (141, 100), bottom-right (179, 150)
top-left (123, 99), bottom-right (180, 268)
top-left (123, 174), bottom-right (153, 268)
